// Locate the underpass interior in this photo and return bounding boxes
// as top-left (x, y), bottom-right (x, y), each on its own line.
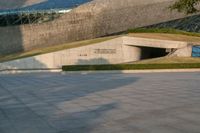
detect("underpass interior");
top-left (139, 46), bottom-right (170, 60)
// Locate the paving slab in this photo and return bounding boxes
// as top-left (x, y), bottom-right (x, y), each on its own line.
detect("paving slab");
top-left (0, 72), bottom-right (200, 133)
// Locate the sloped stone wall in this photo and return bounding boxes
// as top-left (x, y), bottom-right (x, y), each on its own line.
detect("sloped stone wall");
top-left (0, 0), bottom-right (192, 55)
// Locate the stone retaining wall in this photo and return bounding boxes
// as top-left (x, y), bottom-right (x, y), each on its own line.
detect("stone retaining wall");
top-left (0, 0), bottom-right (191, 55)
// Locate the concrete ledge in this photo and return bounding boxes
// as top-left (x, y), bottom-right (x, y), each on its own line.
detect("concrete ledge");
top-left (1, 68), bottom-right (200, 75)
top-left (0, 69), bottom-right (62, 75)
top-left (62, 69), bottom-right (200, 74)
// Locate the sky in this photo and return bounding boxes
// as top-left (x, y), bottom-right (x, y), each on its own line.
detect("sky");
top-left (0, 0), bottom-right (92, 11)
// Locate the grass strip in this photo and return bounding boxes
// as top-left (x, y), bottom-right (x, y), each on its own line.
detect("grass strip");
top-left (0, 36), bottom-right (117, 63)
top-left (127, 28), bottom-right (200, 37)
top-left (62, 63), bottom-right (200, 71)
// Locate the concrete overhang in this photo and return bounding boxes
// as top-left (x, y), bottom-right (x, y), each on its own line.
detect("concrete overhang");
top-left (122, 36), bottom-right (188, 49)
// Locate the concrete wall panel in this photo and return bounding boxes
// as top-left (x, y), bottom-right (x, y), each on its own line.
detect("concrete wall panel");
top-left (0, 36), bottom-right (192, 70)
top-left (123, 36), bottom-right (188, 49)
top-left (170, 45), bottom-right (192, 57)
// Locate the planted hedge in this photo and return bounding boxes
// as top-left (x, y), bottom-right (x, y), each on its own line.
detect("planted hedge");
top-left (127, 28), bottom-right (200, 37)
top-left (62, 63), bottom-right (200, 71)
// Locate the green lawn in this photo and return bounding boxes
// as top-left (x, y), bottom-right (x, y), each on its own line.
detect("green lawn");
top-left (127, 28), bottom-right (200, 37)
top-left (62, 63), bottom-right (200, 71)
top-left (63, 57), bottom-right (200, 71)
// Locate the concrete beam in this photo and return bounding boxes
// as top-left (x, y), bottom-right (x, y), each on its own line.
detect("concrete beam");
top-left (122, 36), bottom-right (188, 49)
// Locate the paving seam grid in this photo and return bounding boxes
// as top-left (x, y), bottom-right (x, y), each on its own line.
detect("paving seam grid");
top-left (2, 73), bottom-right (199, 132)
top-left (0, 77), bottom-right (58, 132)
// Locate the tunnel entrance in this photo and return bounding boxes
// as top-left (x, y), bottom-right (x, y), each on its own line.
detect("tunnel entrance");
top-left (140, 46), bottom-right (169, 60)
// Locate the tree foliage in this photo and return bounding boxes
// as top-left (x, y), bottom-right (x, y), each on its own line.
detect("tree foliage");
top-left (170, 0), bottom-right (200, 14)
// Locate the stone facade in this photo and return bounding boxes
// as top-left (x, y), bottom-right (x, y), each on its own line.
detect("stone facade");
top-left (0, 0), bottom-right (192, 55)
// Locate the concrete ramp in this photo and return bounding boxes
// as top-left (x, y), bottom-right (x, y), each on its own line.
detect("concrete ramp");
top-left (0, 36), bottom-right (193, 71)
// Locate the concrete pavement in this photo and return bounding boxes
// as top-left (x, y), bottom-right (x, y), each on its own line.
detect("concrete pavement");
top-left (0, 72), bottom-right (200, 133)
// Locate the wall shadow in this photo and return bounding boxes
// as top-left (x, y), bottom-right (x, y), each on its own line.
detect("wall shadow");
top-left (0, 0), bottom-right (28, 55)
top-left (29, 70), bottom-right (139, 103)
top-left (18, 72), bottom-right (139, 132)
top-left (0, 63), bottom-right (140, 132)
top-left (76, 58), bottom-right (110, 65)
top-left (0, 26), bottom-right (24, 55)
top-left (56, 103), bottom-right (118, 133)
top-left (0, 57), bottom-right (48, 71)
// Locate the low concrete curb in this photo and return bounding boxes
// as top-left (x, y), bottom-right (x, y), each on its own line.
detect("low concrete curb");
top-left (1, 69), bottom-right (200, 75)
top-left (0, 69), bottom-right (62, 75)
top-left (62, 69), bottom-right (200, 74)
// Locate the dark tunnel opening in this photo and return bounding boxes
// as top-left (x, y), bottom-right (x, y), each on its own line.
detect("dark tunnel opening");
top-left (140, 46), bottom-right (169, 60)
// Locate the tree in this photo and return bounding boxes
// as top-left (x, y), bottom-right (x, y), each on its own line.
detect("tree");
top-left (170, 0), bottom-right (200, 14)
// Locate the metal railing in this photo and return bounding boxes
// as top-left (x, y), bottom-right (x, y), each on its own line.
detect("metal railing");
top-left (0, 8), bottom-right (71, 26)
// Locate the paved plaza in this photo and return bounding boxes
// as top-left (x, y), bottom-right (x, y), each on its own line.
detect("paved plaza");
top-left (0, 72), bottom-right (200, 133)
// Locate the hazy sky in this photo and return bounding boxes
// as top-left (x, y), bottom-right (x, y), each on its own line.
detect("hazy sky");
top-left (0, 0), bottom-right (45, 9)
top-left (0, 0), bottom-right (91, 10)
